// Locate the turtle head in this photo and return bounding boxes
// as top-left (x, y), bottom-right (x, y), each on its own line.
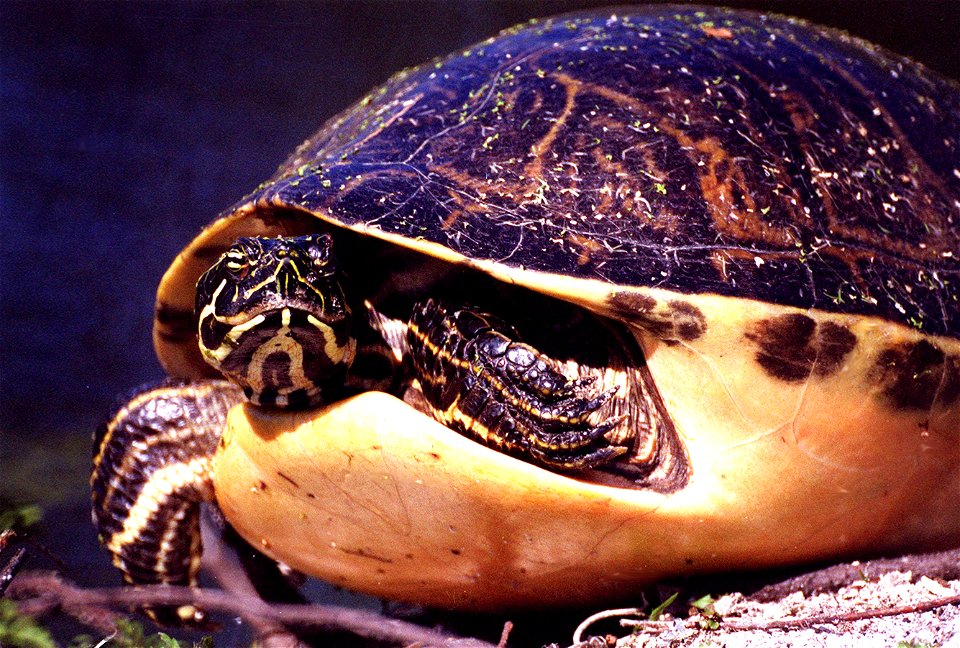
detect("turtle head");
top-left (195, 233), bottom-right (356, 408)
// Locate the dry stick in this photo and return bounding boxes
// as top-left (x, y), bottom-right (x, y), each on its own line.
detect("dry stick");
top-left (752, 547), bottom-right (960, 602)
top-left (497, 620), bottom-right (514, 648)
top-left (572, 607), bottom-right (645, 644)
top-left (199, 516), bottom-right (301, 646)
top-left (8, 572), bottom-right (500, 648)
top-left (0, 547), bottom-right (27, 597)
top-left (1, 531), bottom-right (27, 598)
top-left (621, 593), bottom-right (960, 634)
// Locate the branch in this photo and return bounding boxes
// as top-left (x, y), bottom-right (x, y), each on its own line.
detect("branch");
top-left (752, 547), bottom-right (960, 601)
top-left (0, 530), bottom-right (27, 597)
top-left (199, 515), bottom-right (302, 645)
top-left (7, 571), bottom-right (500, 648)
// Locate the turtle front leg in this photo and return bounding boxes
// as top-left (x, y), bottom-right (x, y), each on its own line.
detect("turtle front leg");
top-left (408, 299), bottom-right (626, 470)
top-left (91, 379), bottom-right (243, 625)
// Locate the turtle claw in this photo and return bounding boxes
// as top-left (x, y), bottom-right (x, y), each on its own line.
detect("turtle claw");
top-left (539, 384), bottom-right (619, 426)
top-left (529, 442), bottom-right (628, 471)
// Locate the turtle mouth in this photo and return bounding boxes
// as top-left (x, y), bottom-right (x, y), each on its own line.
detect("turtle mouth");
top-left (198, 306), bottom-right (357, 409)
top-left (198, 304), bottom-right (349, 356)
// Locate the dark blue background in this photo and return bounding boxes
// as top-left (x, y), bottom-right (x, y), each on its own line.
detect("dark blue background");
top-left (1, 0), bottom-right (958, 642)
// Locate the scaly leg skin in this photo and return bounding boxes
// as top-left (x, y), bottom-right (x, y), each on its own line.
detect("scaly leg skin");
top-left (91, 379), bottom-right (244, 625)
top-left (408, 299), bottom-right (626, 470)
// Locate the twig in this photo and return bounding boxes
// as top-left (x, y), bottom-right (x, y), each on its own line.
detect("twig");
top-left (199, 515), bottom-right (301, 645)
top-left (0, 548), bottom-right (26, 597)
top-left (0, 530), bottom-right (27, 597)
top-left (497, 620), bottom-right (513, 648)
top-left (621, 593), bottom-right (960, 633)
top-left (572, 607), bottom-right (645, 643)
top-left (8, 571), bottom-right (500, 648)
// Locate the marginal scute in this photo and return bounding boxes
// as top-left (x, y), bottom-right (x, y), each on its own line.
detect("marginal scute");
top-left (154, 304), bottom-right (196, 345)
top-left (668, 301), bottom-right (707, 341)
top-left (605, 292), bottom-right (657, 320)
top-left (871, 340), bottom-right (960, 410)
top-left (605, 292), bottom-right (706, 342)
top-left (746, 314), bottom-right (858, 382)
top-left (812, 322), bottom-right (859, 378)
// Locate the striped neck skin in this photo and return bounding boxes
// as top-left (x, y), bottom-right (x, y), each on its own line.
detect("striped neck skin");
top-left (195, 234), bottom-right (357, 409)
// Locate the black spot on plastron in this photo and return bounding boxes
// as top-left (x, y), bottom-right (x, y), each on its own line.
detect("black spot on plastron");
top-left (872, 340), bottom-right (959, 410)
top-left (747, 313), bottom-right (817, 382)
top-left (155, 303), bottom-right (195, 326)
top-left (813, 322), bottom-right (858, 377)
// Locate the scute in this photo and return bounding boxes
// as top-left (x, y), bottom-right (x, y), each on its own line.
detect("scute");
top-left (745, 313), bottom-right (859, 382)
top-left (871, 339), bottom-right (960, 411)
top-left (217, 6), bottom-right (960, 337)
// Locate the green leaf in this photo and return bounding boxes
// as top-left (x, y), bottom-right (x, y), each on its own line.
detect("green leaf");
top-left (0, 503), bottom-right (43, 531)
top-left (114, 618), bottom-right (146, 647)
top-left (649, 591), bottom-right (678, 621)
top-left (66, 634), bottom-right (96, 648)
top-left (0, 600), bottom-right (57, 648)
top-left (690, 594), bottom-right (715, 610)
top-left (145, 632), bottom-right (183, 648)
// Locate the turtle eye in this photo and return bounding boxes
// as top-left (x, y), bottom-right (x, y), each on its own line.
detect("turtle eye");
top-left (223, 258), bottom-right (250, 279)
top-left (307, 241), bottom-right (333, 270)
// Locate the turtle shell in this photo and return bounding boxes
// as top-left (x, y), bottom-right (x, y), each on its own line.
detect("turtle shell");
top-left (150, 7), bottom-right (960, 609)
top-left (156, 5), bottom-right (959, 375)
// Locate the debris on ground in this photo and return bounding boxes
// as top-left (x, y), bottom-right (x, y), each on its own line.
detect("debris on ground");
top-left (571, 568), bottom-right (959, 648)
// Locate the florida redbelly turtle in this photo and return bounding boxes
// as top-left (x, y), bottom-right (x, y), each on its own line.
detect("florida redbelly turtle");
top-left (92, 6), bottom-right (960, 618)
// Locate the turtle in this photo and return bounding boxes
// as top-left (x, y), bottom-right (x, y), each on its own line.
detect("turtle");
top-left (92, 5), bottom-right (960, 619)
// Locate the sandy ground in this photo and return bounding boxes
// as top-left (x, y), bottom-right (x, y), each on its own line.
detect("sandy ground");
top-left (570, 569), bottom-right (959, 648)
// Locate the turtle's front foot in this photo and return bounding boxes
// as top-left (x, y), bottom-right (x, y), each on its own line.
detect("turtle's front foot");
top-left (408, 299), bottom-right (626, 470)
